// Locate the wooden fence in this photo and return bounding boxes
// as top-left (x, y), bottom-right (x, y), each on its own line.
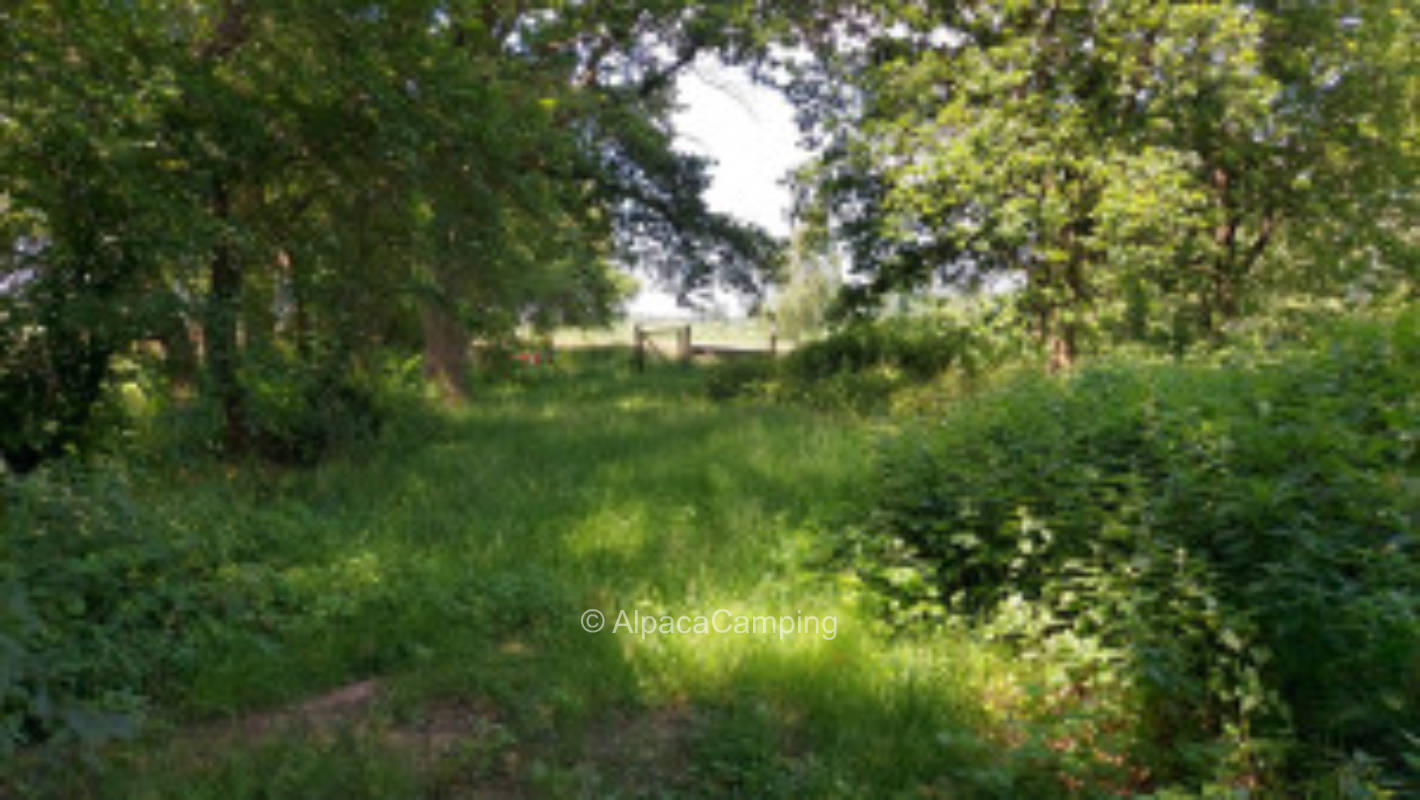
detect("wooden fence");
top-left (631, 324), bottom-right (779, 372)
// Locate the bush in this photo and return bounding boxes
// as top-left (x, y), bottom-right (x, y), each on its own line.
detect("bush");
top-left (850, 308), bottom-right (1420, 791)
top-left (785, 315), bottom-right (977, 384)
top-left (707, 310), bottom-right (1023, 413)
top-left (125, 348), bottom-right (428, 471)
top-left (703, 357), bottom-right (777, 402)
top-left (0, 459), bottom-right (352, 764)
top-left (0, 465), bottom-right (191, 759)
top-left (240, 348), bottom-right (422, 466)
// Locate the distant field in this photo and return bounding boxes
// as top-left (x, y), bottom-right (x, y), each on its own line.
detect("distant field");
top-left (551, 318), bottom-right (804, 353)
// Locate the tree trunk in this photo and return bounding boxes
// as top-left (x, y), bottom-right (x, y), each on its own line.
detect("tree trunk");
top-left (1034, 224), bottom-right (1085, 373)
top-left (1031, 277), bottom-right (1077, 373)
top-left (160, 314), bottom-right (201, 390)
top-left (207, 177), bottom-right (248, 454)
top-left (1047, 323), bottom-right (1076, 372)
top-left (277, 247), bottom-right (312, 359)
top-left (1054, 232), bottom-right (1086, 372)
top-left (420, 301), bottom-right (469, 403)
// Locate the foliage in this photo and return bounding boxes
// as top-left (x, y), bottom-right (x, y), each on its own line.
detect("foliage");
top-left (707, 303), bottom-right (1029, 412)
top-left (0, 352), bottom-right (420, 767)
top-left (772, 229), bottom-right (842, 341)
top-left (703, 356), bottom-right (779, 402)
top-left (239, 347), bottom-right (421, 466)
top-left (3, 0), bottom-right (1417, 795)
top-left (7, 331), bottom-right (1417, 795)
top-left (784, 0), bottom-right (1418, 364)
top-left (0, 352), bottom-right (1036, 798)
top-left (0, 0), bottom-right (782, 468)
top-left (851, 307), bottom-right (1420, 791)
top-left (0, 465), bottom-right (188, 762)
top-left (787, 315), bottom-right (979, 382)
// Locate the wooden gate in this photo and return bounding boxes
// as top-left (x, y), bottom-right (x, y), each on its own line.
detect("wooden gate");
top-left (631, 324), bottom-right (778, 371)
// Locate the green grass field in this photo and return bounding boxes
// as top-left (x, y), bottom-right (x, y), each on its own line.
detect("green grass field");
top-left (11, 311), bottom-right (1418, 797)
top-left (15, 350), bottom-right (1033, 798)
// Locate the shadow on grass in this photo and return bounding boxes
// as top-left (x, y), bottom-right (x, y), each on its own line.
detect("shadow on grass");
top-left (36, 353), bottom-right (1012, 798)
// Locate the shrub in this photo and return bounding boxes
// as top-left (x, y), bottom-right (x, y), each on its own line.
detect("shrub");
top-left (0, 465), bottom-right (188, 759)
top-left (240, 348), bottom-right (417, 466)
top-left (784, 315), bottom-right (976, 384)
top-left (0, 459), bottom-right (342, 763)
top-left (851, 308), bottom-right (1420, 791)
top-left (707, 310), bottom-right (1023, 413)
top-left (117, 346), bottom-right (421, 470)
top-left (704, 357), bottom-right (777, 402)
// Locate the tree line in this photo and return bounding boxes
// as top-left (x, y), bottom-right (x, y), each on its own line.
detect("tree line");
top-left (1, 0), bottom-right (781, 470)
top-left (785, 0), bottom-right (1416, 367)
top-left (3, 0), bottom-right (1415, 470)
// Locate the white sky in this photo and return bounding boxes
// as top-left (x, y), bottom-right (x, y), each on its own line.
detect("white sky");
top-left (624, 59), bottom-right (808, 319)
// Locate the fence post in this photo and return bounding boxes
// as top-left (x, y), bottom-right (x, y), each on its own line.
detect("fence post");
top-left (678, 324), bottom-right (692, 362)
top-left (633, 324), bottom-right (645, 372)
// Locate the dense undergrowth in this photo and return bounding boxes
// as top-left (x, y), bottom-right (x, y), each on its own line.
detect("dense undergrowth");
top-left (706, 310), bottom-right (1026, 413)
top-left (830, 308), bottom-right (1420, 794)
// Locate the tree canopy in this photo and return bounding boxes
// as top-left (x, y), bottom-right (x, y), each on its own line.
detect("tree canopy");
top-left (1, 0), bottom-right (781, 467)
top-left (783, 0), bottom-right (1417, 366)
top-left (1, 0), bottom-right (1415, 468)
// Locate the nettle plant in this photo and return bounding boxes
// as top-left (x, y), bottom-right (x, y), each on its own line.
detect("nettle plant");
top-left (850, 310), bottom-right (1420, 789)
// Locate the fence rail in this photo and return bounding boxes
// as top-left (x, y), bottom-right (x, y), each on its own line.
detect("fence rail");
top-left (632, 324), bottom-right (778, 372)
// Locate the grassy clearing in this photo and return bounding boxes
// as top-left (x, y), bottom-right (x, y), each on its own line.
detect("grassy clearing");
top-left (18, 311), bottom-right (1413, 797)
top-left (8, 349), bottom-right (1027, 798)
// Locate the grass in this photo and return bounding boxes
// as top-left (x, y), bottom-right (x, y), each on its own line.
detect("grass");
top-left (15, 310), bottom-right (1416, 797)
top-left (12, 349), bottom-right (1029, 798)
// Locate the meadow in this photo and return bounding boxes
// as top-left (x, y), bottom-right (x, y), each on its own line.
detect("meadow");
top-left (7, 2), bottom-right (1414, 795)
top-left (3, 349), bottom-right (1022, 798)
top-left (4, 309), bottom-right (1418, 798)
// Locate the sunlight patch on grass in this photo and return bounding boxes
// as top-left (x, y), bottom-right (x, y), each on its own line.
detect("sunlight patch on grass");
top-left (614, 393), bottom-right (668, 412)
top-left (563, 503), bottom-right (650, 559)
top-left (613, 590), bottom-right (1013, 791)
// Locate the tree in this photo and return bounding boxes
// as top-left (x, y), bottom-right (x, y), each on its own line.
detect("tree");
top-left (1, 0), bottom-right (783, 465)
top-left (774, 228), bottom-right (841, 340)
top-left (1, 2), bottom-right (198, 468)
top-left (784, 0), bottom-right (1418, 366)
